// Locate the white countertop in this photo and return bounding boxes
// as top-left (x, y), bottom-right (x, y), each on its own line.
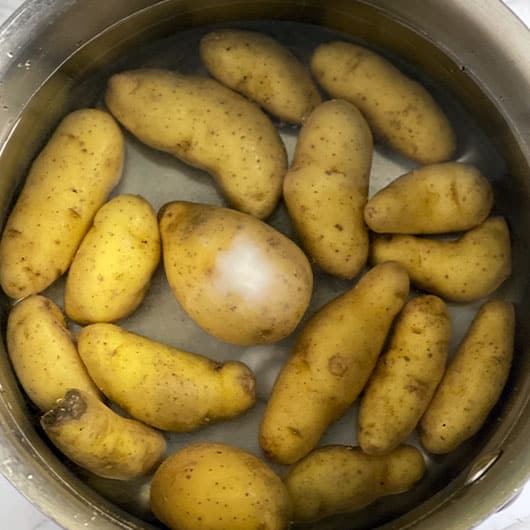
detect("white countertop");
top-left (0, 1), bottom-right (529, 529)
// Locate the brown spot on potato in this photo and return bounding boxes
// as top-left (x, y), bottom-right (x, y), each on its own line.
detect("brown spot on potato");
top-left (328, 354), bottom-right (349, 376)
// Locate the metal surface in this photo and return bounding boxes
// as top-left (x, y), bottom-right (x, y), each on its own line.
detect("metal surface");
top-left (0, 1), bottom-right (529, 530)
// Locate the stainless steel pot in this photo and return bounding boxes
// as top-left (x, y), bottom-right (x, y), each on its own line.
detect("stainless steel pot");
top-left (0, 1), bottom-right (529, 529)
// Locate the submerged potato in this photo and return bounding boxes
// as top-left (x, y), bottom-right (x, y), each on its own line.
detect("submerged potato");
top-left (260, 262), bottom-right (409, 464)
top-left (311, 41), bottom-right (456, 163)
top-left (358, 295), bottom-right (450, 455)
top-left (284, 99), bottom-right (373, 279)
top-left (105, 69), bottom-right (287, 219)
top-left (420, 300), bottom-right (515, 454)
top-left (151, 443), bottom-right (292, 530)
top-left (7, 295), bottom-right (100, 411)
top-left (371, 217), bottom-right (511, 302)
top-left (285, 445), bottom-right (425, 521)
top-left (42, 389), bottom-right (166, 480)
top-left (77, 323), bottom-right (256, 431)
top-left (159, 201), bottom-right (313, 346)
top-left (64, 194), bottom-right (160, 324)
top-left (0, 109), bottom-right (124, 298)
top-left (200, 29), bottom-right (321, 124)
top-left (364, 162), bottom-right (493, 234)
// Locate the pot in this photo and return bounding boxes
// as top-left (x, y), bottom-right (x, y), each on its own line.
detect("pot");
top-left (0, 1), bottom-right (529, 529)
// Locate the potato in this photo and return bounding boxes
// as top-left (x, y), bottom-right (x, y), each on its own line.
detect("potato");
top-left (420, 300), bottom-right (515, 454)
top-left (41, 389), bottom-right (166, 480)
top-left (159, 201), bottom-right (313, 346)
top-left (310, 41), bottom-right (456, 164)
top-left (105, 69), bottom-right (287, 219)
top-left (64, 194), bottom-right (160, 324)
top-left (0, 109), bottom-right (124, 298)
top-left (284, 445), bottom-right (425, 521)
top-left (371, 217), bottom-right (511, 302)
top-left (364, 162), bottom-right (493, 234)
top-left (283, 99), bottom-right (373, 279)
top-left (259, 262), bottom-right (409, 464)
top-left (6, 295), bottom-right (100, 411)
top-left (358, 295), bottom-right (450, 455)
top-left (200, 29), bottom-right (321, 124)
top-left (77, 323), bottom-right (255, 431)
top-left (150, 443), bottom-right (292, 530)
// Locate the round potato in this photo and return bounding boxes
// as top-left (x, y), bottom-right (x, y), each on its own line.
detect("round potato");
top-left (200, 29), bottom-right (321, 124)
top-left (420, 300), bottom-right (515, 454)
top-left (364, 162), bottom-right (493, 234)
top-left (311, 41), bottom-right (456, 164)
top-left (64, 194), bottom-right (160, 324)
top-left (0, 109), bottom-right (124, 298)
top-left (150, 443), bottom-right (292, 530)
top-left (6, 295), bottom-right (100, 411)
top-left (159, 201), bottom-right (313, 346)
top-left (105, 69), bottom-right (287, 219)
top-left (284, 99), bottom-right (373, 279)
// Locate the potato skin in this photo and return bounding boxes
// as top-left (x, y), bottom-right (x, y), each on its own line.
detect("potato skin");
top-left (311, 42), bottom-right (456, 164)
top-left (364, 162), bottom-right (493, 234)
top-left (150, 443), bottom-right (292, 530)
top-left (77, 323), bottom-right (255, 431)
top-left (64, 194), bottom-right (160, 324)
top-left (283, 100), bottom-right (373, 279)
top-left (159, 201), bottom-right (313, 346)
top-left (200, 29), bottom-right (321, 124)
top-left (6, 295), bottom-right (100, 411)
top-left (371, 217), bottom-right (511, 302)
top-left (420, 300), bottom-right (514, 454)
top-left (358, 295), bottom-right (450, 455)
top-left (0, 109), bottom-right (124, 298)
top-left (259, 262), bottom-right (409, 464)
top-left (41, 389), bottom-right (166, 480)
top-left (105, 69), bottom-right (287, 219)
top-left (284, 445), bottom-right (425, 521)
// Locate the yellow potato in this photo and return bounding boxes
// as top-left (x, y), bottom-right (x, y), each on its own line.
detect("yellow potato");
top-left (371, 217), bottom-right (511, 302)
top-left (200, 29), bottom-right (321, 124)
top-left (77, 323), bottom-right (255, 431)
top-left (420, 300), bottom-right (515, 454)
top-left (283, 99), bottom-right (373, 279)
top-left (311, 41), bottom-right (456, 164)
top-left (364, 162), bottom-right (493, 234)
top-left (0, 109), bottom-right (124, 298)
top-left (105, 69), bottom-right (287, 219)
top-left (159, 201), bottom-right (313, 346)
top-left (64, 194), bottom-right (160, 324)
top-left (259, 262), bottom-right (409, 464)
top-left (41, 389), bottom-right (166, 480)
top-left (358, 295), bottom-right (450, 455)
top-left (150, 443), bottom-right (292, 530)
top-left (284, 445), bottom-right (425, 521)
top-left (6, 295), bottom-right (100, 411)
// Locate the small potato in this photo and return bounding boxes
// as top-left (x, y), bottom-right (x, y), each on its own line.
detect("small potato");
top-left (150, 443), bottom-right (292, 530)
top-left (7, 295), bottom-right (100, 411)
top-left (77, 323), bottom-right (255, 431)
top-left (64, 194), bottom-right (160, 324)
top-left (371, 217), bottom-right (511, 302)
top-left (358, 295), bottom-right (450, 455)
top-left (41, 389), bottom-right (166, 480)
top-left (260, 262), bottom-right (409, 464)
top-left (159, 201), bottom-right (313, 346)
top-left (0, 109), bottom-right (124, 298)
top-left (364, 162), bottom-right (493, 234)
top-left (200, 29), bottom-right (321, 124)
top-left (105, 69), bottom-right (287, 219)
top-left (420, 300), bottom-right (515, 454)
top-left (311, 42), bottom-right (456, 164)
top-left (284, 445), bottom-right (425, 521)
top-left (284, 99), bottom-right (373, 279)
